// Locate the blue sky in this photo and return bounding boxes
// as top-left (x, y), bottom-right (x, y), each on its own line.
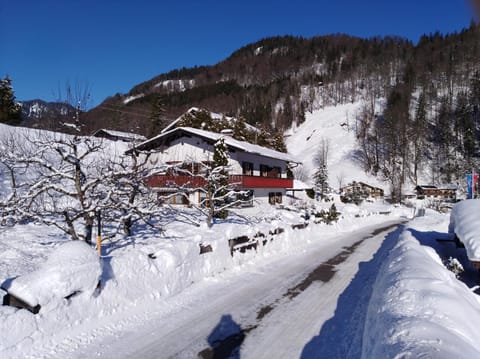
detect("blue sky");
top-left (0, 0), bottom-right (475, 108)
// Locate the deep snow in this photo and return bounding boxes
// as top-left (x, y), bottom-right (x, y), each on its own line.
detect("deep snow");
top-left (1, 113), bottom-right (479, 358)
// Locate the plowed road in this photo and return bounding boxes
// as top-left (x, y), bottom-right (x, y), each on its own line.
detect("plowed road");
top-left (74, 220), bottom-right (405, 359)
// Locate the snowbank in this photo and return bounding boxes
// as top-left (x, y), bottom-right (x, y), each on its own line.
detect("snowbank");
top-left (449, 199), bottom-right (480, 261)
top-left (3, 241), bottom-right (101, 309)
top-left (362, 229), bottom-right (480, 358)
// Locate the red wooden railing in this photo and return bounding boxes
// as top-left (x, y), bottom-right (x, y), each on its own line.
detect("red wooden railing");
top-left (146, 175), bottom-right (293, 189)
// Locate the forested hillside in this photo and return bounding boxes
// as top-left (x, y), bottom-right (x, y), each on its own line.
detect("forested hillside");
top-left (4, 23), bottom-right (480, 197)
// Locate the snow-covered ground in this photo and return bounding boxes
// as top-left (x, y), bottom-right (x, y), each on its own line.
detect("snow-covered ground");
top-left (0, 198), bottom-right (409, 358)
top-left (2, 118), bottom-right (480, 358)
top-left (3, 203), bottom-right (480, 358)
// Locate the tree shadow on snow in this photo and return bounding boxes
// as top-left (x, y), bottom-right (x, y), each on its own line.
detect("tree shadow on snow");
top-left (300, 225), bottom-right (405, 359)
top-left (198, 314), bottom-right (245, 359)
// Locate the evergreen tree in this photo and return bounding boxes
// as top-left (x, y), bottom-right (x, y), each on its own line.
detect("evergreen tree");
top-left (206, 137), bottom-right (230, 226)
top-left (149, 94), bottom-right (166, 136)
top-left (0, 76), bottom-right (22, 125)
top-left (312, 139), bottom-right (329, 199)
top-left (313, 163), bottom-right (329, 199)
top-left (271, 132), bottom-right (287, 153)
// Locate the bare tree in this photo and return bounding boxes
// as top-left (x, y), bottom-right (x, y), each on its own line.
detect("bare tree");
top-left (336, 172), bottom-right (346, 192)
top-left (53, 79), bottom-right (92, 132)
top-left (153, 138), bottom-right (250, 228)
top-left (16, 132), bottom-right (105, 242)
top-left (293, 166), bottom-right (310, 183)
top-left (102, 148), bottom-right (172, 236)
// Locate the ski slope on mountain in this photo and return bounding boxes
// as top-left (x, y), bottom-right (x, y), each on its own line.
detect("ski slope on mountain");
top-left (286, 102), bottom-right (387, 193)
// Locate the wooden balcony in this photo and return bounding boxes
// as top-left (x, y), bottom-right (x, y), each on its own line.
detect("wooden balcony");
top-left (146, 174), bottom-right (293, 189)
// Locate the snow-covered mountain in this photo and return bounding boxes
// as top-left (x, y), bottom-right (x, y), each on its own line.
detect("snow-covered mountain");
top-left (20, 99), bottom-right (75, 125)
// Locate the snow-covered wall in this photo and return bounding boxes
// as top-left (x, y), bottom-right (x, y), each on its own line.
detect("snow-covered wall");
top-left (362, 227), bottom-right (480, 358)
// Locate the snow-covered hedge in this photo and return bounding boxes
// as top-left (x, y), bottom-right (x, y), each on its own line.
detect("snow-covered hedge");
top-left (362, 229), bottom-right (480, 358)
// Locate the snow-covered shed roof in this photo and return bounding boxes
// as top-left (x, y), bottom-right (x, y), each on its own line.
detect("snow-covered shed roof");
top-left (92, 129), bottom-right (146, 142)
top-left (130, 126), bottom-right (301, 164)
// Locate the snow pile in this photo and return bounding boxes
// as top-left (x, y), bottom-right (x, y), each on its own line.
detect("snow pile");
top-left (449, 199), bottom-right (480, 261)
top-left (3, 241), bottom-right (101, 309)
top-left (362, 228), bottom-right (480, 358)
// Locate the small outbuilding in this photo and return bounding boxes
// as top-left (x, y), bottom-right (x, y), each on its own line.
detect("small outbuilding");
top-left (92, 129), bottom-right (146, 143)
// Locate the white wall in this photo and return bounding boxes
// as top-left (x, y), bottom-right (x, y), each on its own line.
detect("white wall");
top-left (142, 134), bottom-right (290, 177)
top-left (253, 188), bottom-right (287, 203)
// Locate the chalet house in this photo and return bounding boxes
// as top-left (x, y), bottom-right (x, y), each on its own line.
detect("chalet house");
top-left (341, 181), bottom-right (384, 200)
top-left (92, 129), bottom-right (146, 143)
top-left (129, 127), bottom-right (301, 205)
top-left (415, 185), bottom-right (457, 202)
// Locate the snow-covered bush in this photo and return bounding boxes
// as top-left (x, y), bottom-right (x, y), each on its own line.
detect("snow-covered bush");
top-left (312, 203), bottom-right (340, 224)
top-left (445, 256), bottom-right (464, 277)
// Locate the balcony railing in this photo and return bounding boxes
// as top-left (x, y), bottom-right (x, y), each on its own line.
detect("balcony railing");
top-left (146, 175), bottom-right (293, 189)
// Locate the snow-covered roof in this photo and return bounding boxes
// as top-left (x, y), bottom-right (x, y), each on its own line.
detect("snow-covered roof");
top-left (161, 107), bottom-right (260, 134)
top-left (132, 126), bottom-right (301, 164)
top-left (92, 129), bottom-right (146, 142)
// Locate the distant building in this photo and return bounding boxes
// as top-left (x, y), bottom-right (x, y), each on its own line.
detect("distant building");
top-left (341, 181), bottom-right (384, 200)
top-left (128, 126), bottom-right (301, 205)
top-left (92, 129), bottom-right (146, 143)
top-left (415, 185), bottom-right (457, 202)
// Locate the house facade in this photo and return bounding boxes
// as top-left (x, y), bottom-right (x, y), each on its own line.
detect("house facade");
top-left (415, 185), bottom-right (457, 202)
top-left (130, 127), bottom-right (300, 205)
top-left (340, 181), bottom-right (384, 200)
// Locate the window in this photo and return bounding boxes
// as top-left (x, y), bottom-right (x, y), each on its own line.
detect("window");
top-left (268, 192), bottom-right (276, 205)
top-left (272, 166), bottom-right (281, 178)
top-left (260, 165), bottom-right (282, 178)
top-left (159, 191), bottom-right (189, 205)
top-left (275, 192), bottom-right (282, 204)
top-left (260, 164), bottom-right (269, 177)
top-left (242, 161), bottom-right (254, 176)
top-left (198, 191), bottom-right (209, 207)
top-left (268, 192), bottom-right (283, 205)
